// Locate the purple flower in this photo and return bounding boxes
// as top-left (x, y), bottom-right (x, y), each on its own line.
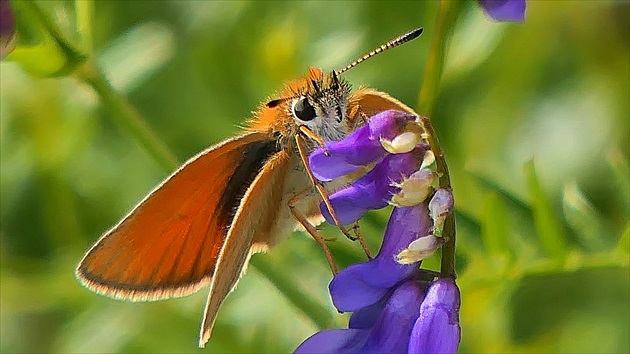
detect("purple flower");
top-left (409, 279), bottom-right (461, 354)
top-left (309, 110), bottom-right (419, 182)
top-left (329, 204), bottom-right (433, 312)
top-left (0, 0), bottom-right (16, 59)
top-left (321, 152), bottom-right (424, 226)
top-left (478, 0), bottom-right (527, 23)
top-left (295, 281), bottom-right (428, 354)
top-left (310, 110), bottom-right (428, 225)
top-left (295, 202), bottom-right (460, 354)
top-left (297, 110), bottom-right (460, 353)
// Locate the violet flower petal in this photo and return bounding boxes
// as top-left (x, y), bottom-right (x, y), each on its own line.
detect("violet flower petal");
top-left (478, 0), bottom-right (526, 23)
top-left (309, 110), bottom-right (418, 181)
top-left (321, 151), bottom-right (422, 225)
top-left (309, 125), bottom-right (384, 182)
top-left (329, 203), bottom-right (432, 312)
top-left (348, 293), bottom-right (389, 329)
top-left (408, 279), bottom-right (461, 354)
top-left (360, 281), bottom-right (427, 354)
top-left (294, 328), bottom-right (369, 354)
top-left (295, 281), bottom-right (427, 354)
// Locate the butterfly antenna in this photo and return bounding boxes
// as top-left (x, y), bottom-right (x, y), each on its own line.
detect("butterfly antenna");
top-left (336, 27), bottom-right (424, 75)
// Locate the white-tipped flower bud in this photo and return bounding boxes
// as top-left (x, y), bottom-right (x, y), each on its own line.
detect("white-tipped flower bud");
top-left (396, 235), bottom-right (444, 264)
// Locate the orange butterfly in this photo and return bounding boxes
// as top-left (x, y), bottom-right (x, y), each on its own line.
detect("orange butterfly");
top-left (76, 27), bottom-right (423, 347)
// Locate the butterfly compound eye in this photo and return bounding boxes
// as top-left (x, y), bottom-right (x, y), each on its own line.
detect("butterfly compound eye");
top-left (292, 97), bottom-right (317, 122)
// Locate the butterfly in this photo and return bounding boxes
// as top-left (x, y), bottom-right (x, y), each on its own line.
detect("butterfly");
top-left (76, 27), bottom-right (423, 347)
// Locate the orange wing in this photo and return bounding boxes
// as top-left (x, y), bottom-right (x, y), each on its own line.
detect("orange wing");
top-left (350, 87), bottom-right (417, 119)
top-left (199, 149), bottom-right (291, 347)
top-left (76, 131), bottom-right (280, 301)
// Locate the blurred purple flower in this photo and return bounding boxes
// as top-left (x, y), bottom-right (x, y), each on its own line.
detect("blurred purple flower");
top-left (478, 0), bottom-right (527, 22)
top-left (297, 110), bottom-right (460, 353)
top-left (0, 0), bottom-right (16, 59)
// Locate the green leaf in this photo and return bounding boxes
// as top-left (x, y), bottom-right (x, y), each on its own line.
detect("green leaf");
top-left (469, 170), bottom-right (532, 215)
top-left (480, 192), bottom-right (514, 262)
top-left (524, 160), bottom-right (568, 260)
top-left (454, 208), bottom-right (482, 234)
top-left (606, 149), bottom-right (630, 217)
top-left (6, 0), bottom-right (86, 77)
top-left (618, 223), bottom-right (629, 254)
top-left (6, 40), bottom-right (67, 76)
top-left (562, 181), bottom-right (612, 252)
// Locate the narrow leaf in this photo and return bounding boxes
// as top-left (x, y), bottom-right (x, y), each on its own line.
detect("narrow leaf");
top-left (606, 149), bottom-right (630, 217)
top-left (562, 181), bottom-right (612, 252)
top-left (469, 170), bottom-right (532, 215)
top-left (480, 192), bottom-right (514, 261)
top-left (524, 160), bottom-right (568, 260)
top-left (618, 223), bottom-right (629, 254)
top-left (454, 208), bottom-right (482, 235)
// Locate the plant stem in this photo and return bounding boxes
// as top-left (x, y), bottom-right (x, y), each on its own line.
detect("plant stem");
top-left (75, 61), bottom-right (179, 172)
top-left (417, 0), bottom-right (463, 117)
top-left (420, 116), bottom-right (457, 278)
top-left (75, 0), bottom-right (94, 53)
top-left (24, 0), bottom-right (87, 74)
top-left (416, 0), bottom-right (463, 279)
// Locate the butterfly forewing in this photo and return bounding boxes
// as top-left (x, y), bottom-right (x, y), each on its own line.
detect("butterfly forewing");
top-left (199, 149), bottom-right (291, 347)
top-left (76, 132), bottom-right (279, 301)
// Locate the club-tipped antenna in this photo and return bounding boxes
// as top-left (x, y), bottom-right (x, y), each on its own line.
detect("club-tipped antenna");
top-left (336, 27), bottom-right (424, 75)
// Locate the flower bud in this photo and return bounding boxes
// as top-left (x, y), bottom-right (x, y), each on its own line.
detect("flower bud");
top-left (380, 121), bottom-right (424, 154)
top-left (390, 169), bottom-right (437, 207)
top-left (429, 189), bottom-right (454, 236)
top-left (396, 235), bottom-right (443, 264)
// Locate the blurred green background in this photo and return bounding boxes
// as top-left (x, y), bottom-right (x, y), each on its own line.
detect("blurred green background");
top-left (1, 0), bottom-right (628, 353)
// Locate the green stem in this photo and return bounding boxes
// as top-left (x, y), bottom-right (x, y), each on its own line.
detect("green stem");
top-left (420, 116), bottom-right (457, 278)
top-left (75, 61), bottom-right (179, 172)
top-left (25, 0), bottom-right (87, 74)
top-left (417, 0), bottom-right (463, 117)
top-left (416, 0), bottom-right (463, 279)
top-left (75, 0), bottom-right (94, 53)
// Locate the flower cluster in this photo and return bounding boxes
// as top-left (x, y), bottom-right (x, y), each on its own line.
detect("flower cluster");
top-left (296, 110), bottom-right (460, 353)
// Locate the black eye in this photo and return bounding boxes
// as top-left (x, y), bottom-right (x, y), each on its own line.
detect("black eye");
top-left (292, 97), bottom-right (317, 122)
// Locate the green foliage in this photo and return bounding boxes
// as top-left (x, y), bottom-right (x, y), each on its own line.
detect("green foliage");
top-left (1, 0), bottom-right (628, 353)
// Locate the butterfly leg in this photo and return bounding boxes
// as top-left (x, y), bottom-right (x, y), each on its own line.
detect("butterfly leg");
top-left (295, 133), bottom-right (356, 240)
top-left (288, 189), bottom-right (338, 275)
top-left (298, 125), bottom-right (330, 156)
top-left (355, 105), bottom-right (370, 129)
top-left (351, 222), bottom-right (373, 259)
